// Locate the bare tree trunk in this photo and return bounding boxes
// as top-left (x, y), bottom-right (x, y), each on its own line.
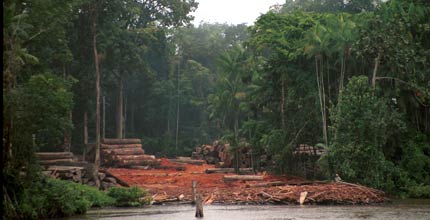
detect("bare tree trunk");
top-left (130, 102), bottom-right (135, 136)
top-left (234, 114), bottom-right (239, 174)
top-left (116, 76), bottom-right (123, 139)
top-left (62, 65), bottom-right (72, 152)
top-left (281, 78), bottom-right (286, 130)
top-left (102, 95), bottom-right (105, 139)
top-left (83, 111), bottom-right (88, 161)
top-left (175, 57), bottom-right (180, 150)
top-left (123, 95), bottom-right (127, 138)
top-left (320, 57), bottom-right (328, 147)
top-left (327, 58), bottom-right (331, 109)
top-left (63, 112), bottom-right (72, 152)
top-left (339, 55), bottom-right (345, 91)
top-left (315, 56), bottom-right (326, 146)
top-left (371, 52), bottom-right (382, 88)
top-left (90, 1), bottom-right (101, 188)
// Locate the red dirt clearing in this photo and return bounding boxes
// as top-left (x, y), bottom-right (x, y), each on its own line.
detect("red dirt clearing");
top-left (107, 158), bottom-right (386, 205)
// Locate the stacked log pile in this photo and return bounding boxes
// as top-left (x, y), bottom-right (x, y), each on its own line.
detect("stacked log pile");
top-left (292, 144), bottom-right (325, 156)
top-left (101, 138), bottom-right (160, 167)
top-left (42, 165), bottom-right (84, 183)
top-left (36, 152), bottom-right (123, 189)
top-left (191, 141), bottom-right (253, 168)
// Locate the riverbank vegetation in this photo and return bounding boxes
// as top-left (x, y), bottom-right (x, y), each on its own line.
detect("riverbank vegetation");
top-left (3, 0), bottom-right (430, 218)
top-left (3, 177), bottom-right (150, 219)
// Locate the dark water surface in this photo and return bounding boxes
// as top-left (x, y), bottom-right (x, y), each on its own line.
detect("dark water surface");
top-left (65, 199), bottom-right (430, 220)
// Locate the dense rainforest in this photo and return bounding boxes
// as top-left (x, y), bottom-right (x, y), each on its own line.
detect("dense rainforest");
top-left (3, 0), bottom-right (430, 218)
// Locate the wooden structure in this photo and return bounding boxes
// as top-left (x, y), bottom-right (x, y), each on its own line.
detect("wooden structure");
top-left (291, 144), bottom-right (325, 179)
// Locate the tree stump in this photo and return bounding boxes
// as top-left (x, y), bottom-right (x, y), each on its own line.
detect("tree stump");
top-left (195, 194), bottom-right (204, 218)
top-left (192, 180), bottom-right (197, 204)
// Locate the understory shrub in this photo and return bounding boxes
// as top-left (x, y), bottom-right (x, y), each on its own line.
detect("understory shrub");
top-left (408, 185), bottom-right (430, 199)
top-left (107, 186), bottom-right (151, 207)
top-left (5, 178), bottom-right (113, 219)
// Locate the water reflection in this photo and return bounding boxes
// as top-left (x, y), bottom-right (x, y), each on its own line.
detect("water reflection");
top-left (64, 200), bottom-right (430, 220)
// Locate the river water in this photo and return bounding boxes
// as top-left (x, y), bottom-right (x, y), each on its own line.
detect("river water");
top-left (65, 200), bottom-right (430, 220)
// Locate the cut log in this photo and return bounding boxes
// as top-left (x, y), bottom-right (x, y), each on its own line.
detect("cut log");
top-left (100, 144), bottom-right (142, 149)
top-left (49, 166), bottom-right (82, 183)
top-left (39, 158), bottom-right (74, 165)
top-left (109, 154), bottom-right (155, 161)
top-left (153, 165), bottom-right (186, 171)
top-left (104, 177), bottom-right (117, 184)
top-left (102, 169), bottom-right (130, 187)
top-left (130, 165), bottom-right (150, 170)
top-left (44, 161), bottom-right (88, 167)
top-left (299, 191), bottom-right (308, 205)
top-left (98, 172), bottom-right (106, 181)
top-left (205, 168), bottom-right (253, 174)
top-left (223, 175), bottom-right (264, 181)
top-left (102, 138), bottom-right (141, 144)
top-left (36, 152), bottom-right (74, 160)
top-left (41, 171), bottom-right (53, 176)
top-left (101, 181), bottom-right (113, 190)
top-left (47, 166), bottom-right (85, 171)
top-left (170, 158), bottom-right (205, 165)
top-left (101, 148), bottom-right (144, 155)
top-left (115, 159), bottom-right (161, 167)
top-left (247, 181), bottom-right (286, 188)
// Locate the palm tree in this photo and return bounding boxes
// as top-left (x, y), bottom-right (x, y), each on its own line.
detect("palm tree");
top-left (303, 21), bottom-right (330, 148)
top-left (208, 45), bottom-right (249, 173)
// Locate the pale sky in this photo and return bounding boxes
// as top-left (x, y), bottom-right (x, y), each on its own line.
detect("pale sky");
top-left (191, 0), bottom-right (285, 26)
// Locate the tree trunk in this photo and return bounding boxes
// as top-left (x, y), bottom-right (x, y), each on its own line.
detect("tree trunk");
top-left (281, 78), bottom-right (286, 130)
top-left (371, 51), bottom-right (382, 88)
top-left (123, 95), bottom-right (127, 138)
top-left (339, 55), bottom-right (345, 92)
top-left (102, 95), bottom-right (106, 139)
top-left (175, 58), bottom-right (180, 150)
top-left (83, 111), bottom-right (88, 161)
top-left (90, 1), bottom-right (101, 188)
top-left (116, 76), bottom-right (123, 139)
top-left (320, 56), bottom-right (328, 147)
top-left (63, 66), bottom-right (72, 152)
top-left (315, 56), bottom-right (327, 146)
top-left (130, 102), bottom-right (135, 136)
top-left (63, 112), bottom-right (72, 152)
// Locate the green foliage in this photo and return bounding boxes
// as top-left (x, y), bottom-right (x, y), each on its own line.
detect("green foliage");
top-left (408, 185), bottom-right (430, 198)
top-left (12, 72), bottom-right (75, 151)
top-left (401, 134), bottom-right (430, 186)
top-left (3, 178), bottom-right (113, 220)
top-left (3, 0), bottom-right (430, 208)
top-left (327, 76), bottom-right (407, 190)
top-left (107, 187), bottom-right (151, 207)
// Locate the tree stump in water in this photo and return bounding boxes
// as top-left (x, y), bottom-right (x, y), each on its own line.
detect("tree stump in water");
top-left (192, 180), bottom-right (197, 204)
top-left (195, 194), bottom-right (204, 218)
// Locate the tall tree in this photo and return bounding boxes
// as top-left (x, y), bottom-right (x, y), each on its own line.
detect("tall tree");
top-left (89, 0), bottom-right (101, 188)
